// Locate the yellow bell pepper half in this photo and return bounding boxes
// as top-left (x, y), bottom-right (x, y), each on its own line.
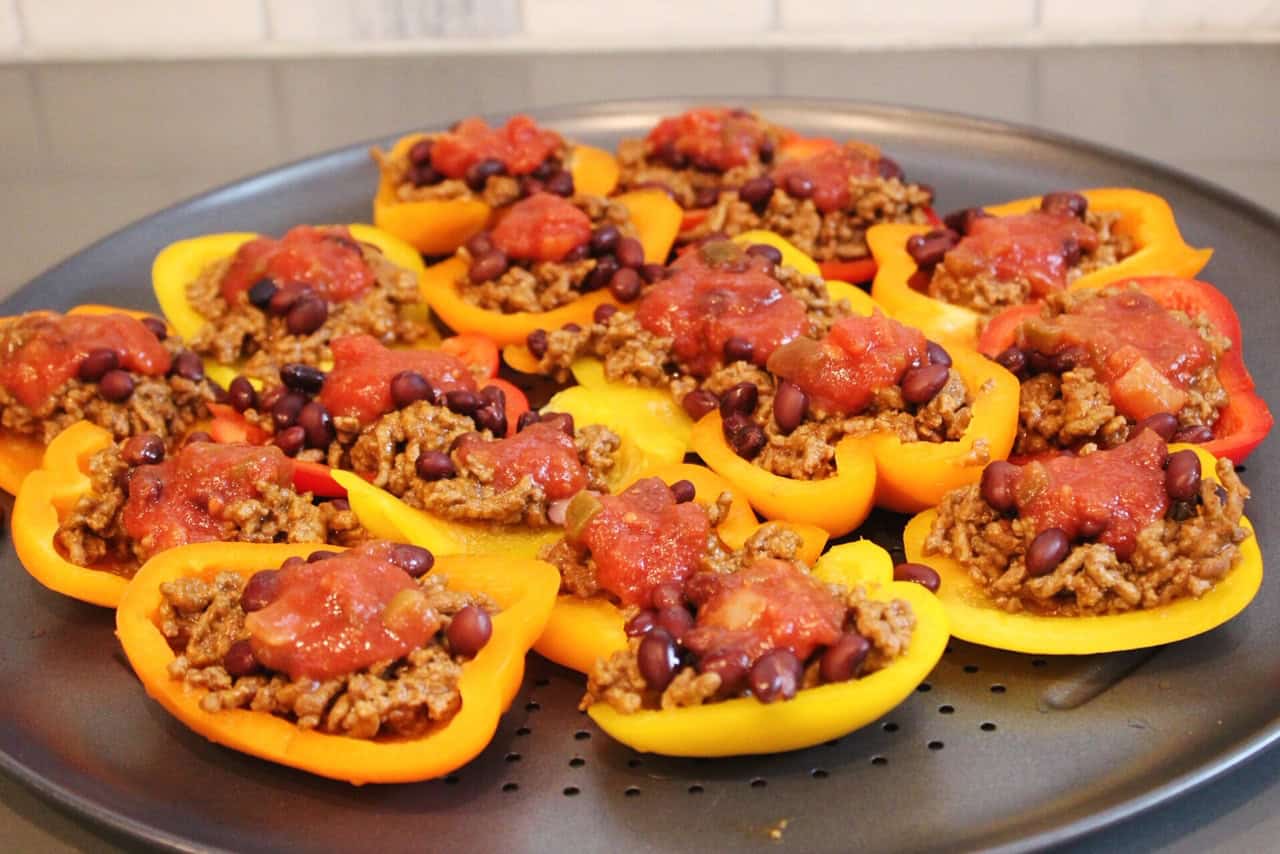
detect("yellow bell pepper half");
top-left (867, 188), bottom-right (1213, 350)
top-left (586, 539), bottom-right (949, 757)
top-left (901, 445), bottom-right (1262, 655)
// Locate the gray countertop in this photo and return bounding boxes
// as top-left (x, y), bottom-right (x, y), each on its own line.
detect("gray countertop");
top-left (0, 43), bottom-right (1277, 853)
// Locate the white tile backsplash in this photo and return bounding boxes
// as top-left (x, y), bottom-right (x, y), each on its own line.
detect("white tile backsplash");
top-left (779, 0), bottom-right (1033, 34)
top-left (522, 0), bottom-right (773, 36)
top-left (20, 0), bottom-right (265, 48)
top-left (267, 0), bottom-right (407, 41)
top-left (0, 0), bottom-right (21, 48)
top-left (1041, 0), bottom-right (1280, 31)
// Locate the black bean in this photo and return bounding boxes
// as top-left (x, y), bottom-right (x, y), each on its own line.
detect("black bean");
top-left (1136, 412), bottom-right (1179, 441)
top-left (784, 174), bottom-right (814, 199)
top-left (228, 376), bottom-right (257, 412)
top-left (749, 649), bottom-right (802, 703)
top-left (691, 185), bottom-right (719, 208)
top-left (474, 403), bottom-right (507, 437)
top-left (448, 605), bottom-right (492, 657)
top-left (306, 549), bottom-right (337, 563)
top-left (658, 142), bottom-right (687, 169)
top-left (280, 363), bottom-right (325, 394)
top-left (267, 286), bottom-right (302, 317)
top-left (544, 170), bottom-right (574, 197)
top-left (637, 628), bottom-right (680, 691)
top-left (1049, 346), bottom-right (1085, 374)
top-left (877, 157), bottom-right (903, 180)
top-left (906, 228), bottom-right (959, 269)
top-left (285, 297), bottom-right (328, 335)
top-left (892, 562), bottom-right (941, 593)
top-left (615, 237), bottom-right (646, 269)
top-left (328, 497), bottom-right (350, 512)
top-left (681, 389), bottom-right (720, 421)
top-left (526, 329), bottom-right (549, 359)
top-left (464, 230), bottom-right (494, 257)
top-left (650, 582), bottom-right (684, 610)
top-left (390, 371), bottom-right (433, 409)
top-left (1061, 236), bottom-right (1083, 267)
top-left (516, 410), bottom-right (541, 432)
top-left (609, 267), bottom-right (643, 302)
top-left (79, 348), bottom-right (121, 382)
top-left (122, 434), bottom-right (164, 467)
top-left (1041, 191), bottom-right (1088, 219)
top-left (388, 543), bottom-right (434, 577)
top-left (223, 639), bottom-right (261, 678)
top-left (169, 350), bottom-right (204, 382)
top-left (274, 425), bottom-right (306, 457)
top-left (1165, 449), bottom-right (1202, 502)
top-left (745, 243), bottom-right (783, 266)
top-left (670, 479), bottom-right (696, 504)
top-left (184, 430), bottom-right (213, 446)
top-left (1026, 528), bottom-right (1071, 576)
top-left (722, 412), bottom-right (766, 459)
top-left (141, 316), bottom-right (168, 341)
top-left (532, 157), bottom-right (560, 180)
top-left (656, 606), bottom-right (694, 642)
top-left (819, 633), bottom-right (871, 683)
top-left (625, 610), bottom-right (657, 637)
top-left (719, 382), bottom-right (759, 418)
top-left (518, 176), bottom-right (544, 198)
top-left (640, 263), bottom-right (668, 284)
top-left (1172, 425), bottom-right (1215, 444)
top-left (590, 225), bottom-right (621, 257)
top-left (298, 401), bottom-right (335, 449)
top-left (241, 569), bottom-right (281, 612)
top-left (699, 649), bottom-right (752, 698)
top-left (593, 303), bottom-right (619, 325)
top-left (738, 176), bottom-right (775, 209)
top-left (1168, 500), bottom-right (1197, 522)
top-left (98, 370), bottom-right (135, 402)
top-left (469, 251), bottom-right (509, 284)
top-left (247, 278), bottom-right (277, 309)
top-left (408, 138), bottom-right (433, 165)
top-left (772, 380), bottom-right (808, 435)
top-left (410, 164), bottom-right (443, 187)
top-left (416, 450), bottom-right (457, 481)
top-left (980, 460), bottom-right (1020, 513)
top-left (480, 384), bottom-right (505, 410)
top-left (995, 346), bottom-right (1027, 375)
top-left (540, 412), bottom-right (575, 437)
top-left (901, 363), bottom-right (950, 405)
top-left (584, 255), bottom-right (618, 292)
top-left (926, 341), bottom-right (952, 368)
top-left (723, 335), bottom-right (754, 364)
top-left (758, 136), bottom-right (775, 163)
top-left (272, 391), bottom-right (306, 430)
top-left (943, 206), bottom-right (991, 235)
top-left (445, 389), bottom-right (480, 415)
top-left (1077, 517), bottom-right (1107, 538)
top-left (465, 157), bottom-right (506, 192)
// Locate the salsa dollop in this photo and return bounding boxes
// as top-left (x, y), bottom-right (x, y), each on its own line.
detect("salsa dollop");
top-left (320, 335), bottom-right (477, 425)
top-left (490, 193), bottom-right (592, 263)
top-left (646, 108), bottom-right (775, 173)
top-left (429, 115), bottom-right (563, 180)
top-left (942, 211), bottom-right (1098, 298)
top-left (220, 225), bottom-right (374, 305)
top-left (453, 420), bottom-right (586, 500)
top-left (770, 144), bottom-right (880, 214)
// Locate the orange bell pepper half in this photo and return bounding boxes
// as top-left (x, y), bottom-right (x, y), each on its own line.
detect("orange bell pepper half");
top-left (373, 132), bottom-right (620, 256)
top-left (532, 462), bottom-right (830, 675)
top-left (420, 189), bottom-right (682, 346)
top-left (0, 304), bottom-right (171, 495)
top-left (115, 540), bottom-right (558, 784)
top-left (585, 540), bottom-right (950, 757)
top-left (868, 188), bottom-right (1213, 350)
top-left (902, 444), bottom-right (1262, 655)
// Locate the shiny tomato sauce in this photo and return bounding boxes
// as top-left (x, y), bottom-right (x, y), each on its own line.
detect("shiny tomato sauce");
top-left (245, 541), bottom-right (438, 681)
top-left (942, 212), bottom-right (1099, 297)
top-left (0, 312), bottom-right (171, 408)
top-left (490, 193), bottom-right (592, 262)
top-left (1019, 288), bottom-right (1216, 420)
top-left (767, 311), bottom-right (927, 415)
top-left (122, 443), bottom-right (294, 559)
top-left (637, 242), bottom-right (808, 377)
top-left (1016, 429), bottom-right (1169, 558)
top-left (320, 335), bottom-right (476, 425)
top-left (683, 558), bottom-right (845, 663)
top-left (578, 478), bottom-right (710, 608)
top-left (429, 115), bottom-right (563, 179)
top-left (646, 108), bottom-right (772, 172)
top-left (453, 421), bottom-right (586, 500)
top-left (770, 145), bottom-right (879, 213)
top-left (220, 225), bottom-right (374, 305)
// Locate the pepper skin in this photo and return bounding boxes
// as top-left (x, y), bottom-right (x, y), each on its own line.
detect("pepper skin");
top-left (585, 539), bottom-right (949, 757)
top-left (868, 188), bottom-right (1213, 349)
top-left (979, 276), bottom-right (1272, 464)
top-left (419, 190), bottom-right (682, 346)
top-left (373, 132), bottom-right (620, 256)
top-left (902, 444), bottom-right (1262, 654)
top-left (115, 540), bottom-right (558, 784)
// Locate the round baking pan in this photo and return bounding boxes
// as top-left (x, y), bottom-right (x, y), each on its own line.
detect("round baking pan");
top-left (0, 99), bottom-right (1275, 853)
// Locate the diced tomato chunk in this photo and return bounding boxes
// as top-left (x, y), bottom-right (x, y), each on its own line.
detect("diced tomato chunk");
top-left (636, 241), bottom-right (809, 377)
top-left (941, 211), bottom-right (1099, 298)
top-left (683, 558), bottom-right (845, 663)
top-left (490, 193), bottom-right (592, 262)
top-left (246, 541), bottom-right (439, 681)
top-left (767, 310), bottom-right (926, 415)
top-left (0, 312), bottom-right (171, 409)
top-left (579, 478), bottom-right (711, 608)
top-left (453, 421), bottom-right (586, 500)
top-left (428, 115), bottom-right (563, 179)
top-left (646, 108), bottom-right (774, 172)
top-left (220, 225), bottom-right (374, 305)
top-left (770, 144), bottom-right (879, 214)
top-left (121, 443), bottom-right (295, 561)
top-left (319, 335), bottom-right (476, 425)
top-left (1015, 429), bottom-right (1170, 558)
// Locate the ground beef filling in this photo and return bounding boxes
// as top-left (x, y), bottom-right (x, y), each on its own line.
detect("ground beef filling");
top-left (616, 129), bottom-right (786, 211)
top-left (924, 457), bottom-right (1250, 616)
top-left (925, 209), bottom-right (1135, 315)
top-left (160, 570), bottom-right (496, 739)
top-left (54, 443), bottom-right (365, 573)
top-left (186, 243), bottom-right (427, 383)
top-left (686, 175), bottom-right (933, 262)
